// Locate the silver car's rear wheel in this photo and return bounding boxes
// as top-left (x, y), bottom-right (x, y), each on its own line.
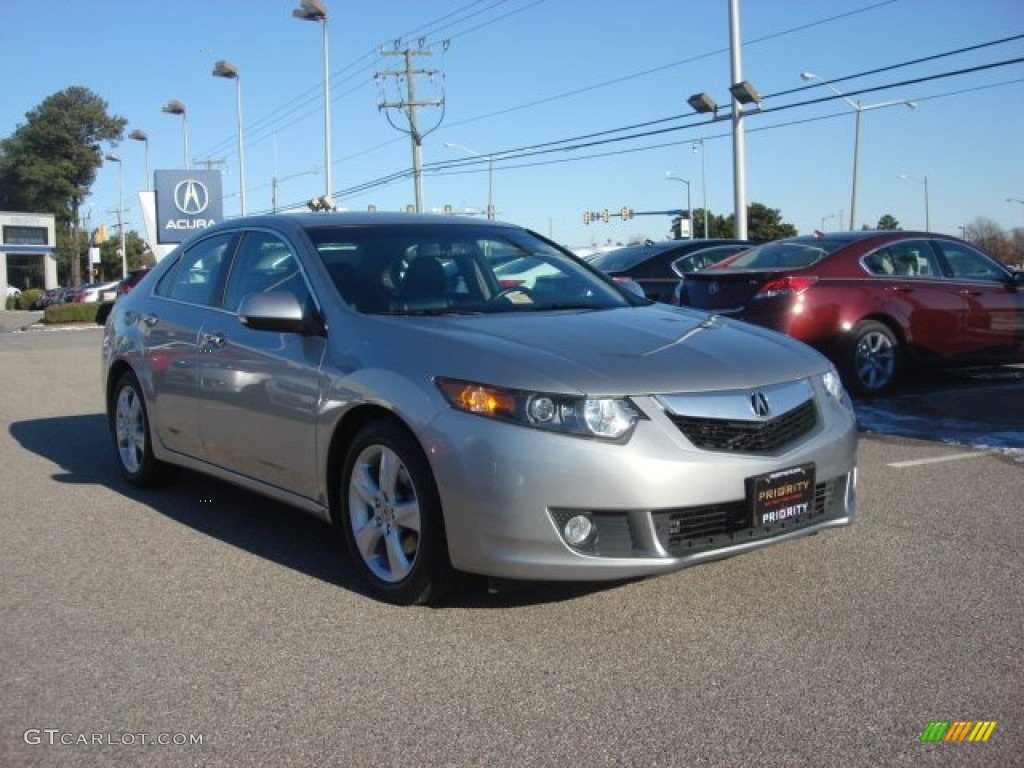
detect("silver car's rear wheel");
top-left (847, 320), bottom-right (900, 396)
top-left (116, 383), bottom-right (146, 475)
top-left (341, 421), bottom-right (452, 605)
top-left (111, 371), bottom-right (174, 486)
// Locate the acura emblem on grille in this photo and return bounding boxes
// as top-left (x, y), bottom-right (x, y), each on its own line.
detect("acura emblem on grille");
top-left (750, 391), bottom-right (771, 418)
top-left (708, 281), bottom-right (720, 295)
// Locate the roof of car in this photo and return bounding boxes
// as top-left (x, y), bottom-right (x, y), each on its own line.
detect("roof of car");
top-left (610, 238), bottom-right (750, 252)
top-left (214, 211), bottom-right (524, 231)
top-left (794, 230), bottom-right (940, 245)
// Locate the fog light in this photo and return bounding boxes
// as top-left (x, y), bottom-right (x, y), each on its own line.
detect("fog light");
top-left (528, 395), bottom-right (556, 423)
top-left (563, 514), bottom-right (594, 547)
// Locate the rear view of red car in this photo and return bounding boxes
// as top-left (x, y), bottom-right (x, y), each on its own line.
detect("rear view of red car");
top-left (115, 267), bottom-right (151, 298)
top-left (678, 231), bottom-right (1024, 395)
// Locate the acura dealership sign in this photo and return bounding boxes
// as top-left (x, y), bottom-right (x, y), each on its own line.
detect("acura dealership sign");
top-left (154, 170), bottom-right (224, 244)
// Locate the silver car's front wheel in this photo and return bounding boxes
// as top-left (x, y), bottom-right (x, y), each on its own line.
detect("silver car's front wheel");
top-left (349, 443), bottom-right (421, 583)
top-left (341, 421), bottom-right (451, 605)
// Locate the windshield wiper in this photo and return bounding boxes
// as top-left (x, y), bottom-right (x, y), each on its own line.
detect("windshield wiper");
top-left (641, 313), bottom-right (722, 356)
top-left (391, 307), bottom-right (480, 317)
top-left (527, 303), bottom-right (611, 312)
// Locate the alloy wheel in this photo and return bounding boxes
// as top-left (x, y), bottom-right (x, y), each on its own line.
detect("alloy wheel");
top-left (347, 444), bottom-right (422, 584)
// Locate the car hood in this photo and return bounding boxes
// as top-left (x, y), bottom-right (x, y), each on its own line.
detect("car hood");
top-left (360, 305), bottom-right (828, 395)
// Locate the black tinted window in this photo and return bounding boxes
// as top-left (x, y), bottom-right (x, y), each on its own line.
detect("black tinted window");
top-left (728, 240), bottom-right (836, 269)
top-left (163, 234), bottom-right (234, 306)
top-left (934, 241), bottom-right (1007, 281)
top-left (305, 223), bottom-right (628, 315)
top-left (591, 245), bottom-right (671, 271)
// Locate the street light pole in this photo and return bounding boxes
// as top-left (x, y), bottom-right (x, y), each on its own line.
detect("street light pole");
top-left (161, 100), bottom-right (189, 170)
top-left (899, 173), bottom-right (930, 231)
top-left (443, 142), bottom-right (495, 219)
top-left (1007, 196), bottom-right (1024, 230)
top-left (801, 71), bottom-right (917, 230)
top-left (293, 1), bottom-right (332, 207)
top-left (729, 0), bottom-right (748, 240)
top-left (128, 129), bottom-right (150, 190)
top-left (665, 173), bottom-right (692, 240)
top-left (213, 60), bottom-right (247, 216)
top-left (693, 139), bottom-right (708, 238)
top-left (105, 153), bottom-right (127, 279)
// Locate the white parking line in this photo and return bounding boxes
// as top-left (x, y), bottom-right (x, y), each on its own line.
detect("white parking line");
top-left (888, 451), bottom-right (987, 468)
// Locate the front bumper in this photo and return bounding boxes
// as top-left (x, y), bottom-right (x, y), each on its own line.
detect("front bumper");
top-left (424, 384), bottom-right (857, 581)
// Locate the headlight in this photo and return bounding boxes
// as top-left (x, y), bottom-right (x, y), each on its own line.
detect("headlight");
top-left (436, 377), bottom-right (641, 440)
top-left (820, 367), bottom-right (847, 403)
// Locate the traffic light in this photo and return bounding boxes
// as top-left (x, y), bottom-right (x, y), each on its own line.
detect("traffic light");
top-left (583, 211), bottom-right (591, 225)
top-left (601, 209), bottom-right (610, 223)
top-left (619, 207), bottom-right (633, 221)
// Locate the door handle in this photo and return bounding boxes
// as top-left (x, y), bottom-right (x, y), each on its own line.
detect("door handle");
top-left (202, 332), bottom-right (227, 349)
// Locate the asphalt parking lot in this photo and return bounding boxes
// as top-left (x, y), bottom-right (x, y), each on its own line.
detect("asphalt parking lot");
top-left (1, 318), bottom-right (1021, 767)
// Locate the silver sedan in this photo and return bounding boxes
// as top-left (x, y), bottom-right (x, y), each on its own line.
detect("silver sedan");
top-left (102, 213), bottom-right (857, 604)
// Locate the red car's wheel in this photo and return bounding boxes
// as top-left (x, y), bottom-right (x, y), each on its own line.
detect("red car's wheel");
top-left (846, 320), bottom-right (900, 396)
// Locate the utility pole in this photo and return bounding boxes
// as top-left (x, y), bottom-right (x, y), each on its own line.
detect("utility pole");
top-left (194, 158), bottom-right (228, 171)
top-left (377, 44), bottom-right (444, 212)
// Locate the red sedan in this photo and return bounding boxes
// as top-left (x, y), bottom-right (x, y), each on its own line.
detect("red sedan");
top-left (678, 230), bottom-right (1024, 395)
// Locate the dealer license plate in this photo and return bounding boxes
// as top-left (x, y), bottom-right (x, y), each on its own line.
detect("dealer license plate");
top-left (749, 463), bottom-right (816, 528)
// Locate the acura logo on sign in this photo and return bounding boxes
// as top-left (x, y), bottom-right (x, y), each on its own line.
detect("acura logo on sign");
top-left (173, 179), bottom-right (210, 215)
top-left (750, 391), bottom-right (771, 419)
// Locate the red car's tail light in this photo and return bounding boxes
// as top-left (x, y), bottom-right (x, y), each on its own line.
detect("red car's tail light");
top-left (755, 276), bottom-right (818, 299)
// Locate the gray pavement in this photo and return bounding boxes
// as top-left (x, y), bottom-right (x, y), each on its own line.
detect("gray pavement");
top-left (0, 310), bottom-right (44, 333)
top-left (1, 326), bottom-right (1021, 767)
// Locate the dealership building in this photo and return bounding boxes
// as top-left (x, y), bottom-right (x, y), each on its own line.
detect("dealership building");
top-left (1, 211), bottom-right (57, 301)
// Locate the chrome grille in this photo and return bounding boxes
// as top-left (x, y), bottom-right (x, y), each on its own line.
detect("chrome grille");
top-left (668, 398), bottom-right (817, 453)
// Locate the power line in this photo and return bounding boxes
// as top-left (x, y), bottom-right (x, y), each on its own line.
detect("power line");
top-left (259, 68), bottom-right (1021, 212)
top-left (425, 55), bottom-right (1024, 173)
top-left (440, 0), bottom-right (906, 132)
top-left (194, 0), bottom-right (532, 163)
top-left (195, 0), bottom-right (899, 174)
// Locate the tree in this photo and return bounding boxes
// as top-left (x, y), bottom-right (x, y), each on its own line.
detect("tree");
top-left (876, 214), bottom-right (900, 230)
top-left (746, 203), bottom-right (797, 241)
top-left (97, 229), bottom-right (153, 280)
top-left (0, 87), bottom-right (126, 285)
top-left (963, 216), bottom-right (1015, 266)
top-left (677, 205), bottom-right (796, 241)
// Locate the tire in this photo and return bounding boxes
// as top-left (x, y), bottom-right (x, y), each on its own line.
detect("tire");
top-left (340, 421), bottom-right (452, 605)
top-left (111, 371), bottom-right (175, 486)
top-left (845, 320), bottom-right (901, 397)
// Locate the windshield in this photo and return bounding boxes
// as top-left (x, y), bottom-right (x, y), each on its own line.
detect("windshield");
top-left (305, 223), bottom-right (634, 315)
top-left (722, 238), bottom-right (845, 270)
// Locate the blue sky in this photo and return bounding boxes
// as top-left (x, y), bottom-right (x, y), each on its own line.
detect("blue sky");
top-left (2, 0), bottom-right (1022, 248)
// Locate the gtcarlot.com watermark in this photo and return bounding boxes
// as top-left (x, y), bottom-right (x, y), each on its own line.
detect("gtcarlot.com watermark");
top-left (24, 729), bottom-right (203, 747)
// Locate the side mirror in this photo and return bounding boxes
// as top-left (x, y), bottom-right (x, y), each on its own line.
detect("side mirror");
top-left (614, 278), bottom-right (646, 299)
top-left (95, 301), bottom-right (114, 326)
top-left (238, 291), bottom-right (314, 334)
top-left (1012, 270), bottom-right (1024, 288)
